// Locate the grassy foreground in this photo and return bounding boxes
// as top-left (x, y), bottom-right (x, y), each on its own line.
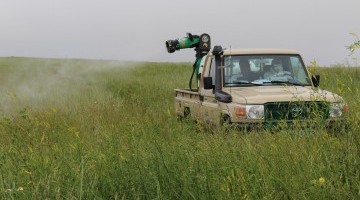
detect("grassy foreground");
top-left (0, 57), bottom-right (359, 199)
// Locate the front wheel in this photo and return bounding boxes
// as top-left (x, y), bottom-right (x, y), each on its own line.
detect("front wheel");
top-left (220, 114), bottom-right (231, 126)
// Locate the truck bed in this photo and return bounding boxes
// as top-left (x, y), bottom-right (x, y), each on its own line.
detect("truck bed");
top-left (175, 89), bottom-right (201, 100)
top-left (174, 89), bottom-right (203, 117)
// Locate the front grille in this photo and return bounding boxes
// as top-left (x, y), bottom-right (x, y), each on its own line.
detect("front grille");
top-left (264, 101), bottom-right (330, 121)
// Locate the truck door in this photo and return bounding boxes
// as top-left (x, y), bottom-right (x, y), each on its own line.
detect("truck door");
top-left (200, 56), bottom-right (221, 125)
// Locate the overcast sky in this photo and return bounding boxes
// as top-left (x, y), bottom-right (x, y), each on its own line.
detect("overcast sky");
top-left (1, 0), bottom-right (359, 66)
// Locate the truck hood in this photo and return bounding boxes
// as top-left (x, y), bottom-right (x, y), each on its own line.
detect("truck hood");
top-left (225, 86), bottom-right (343, 104)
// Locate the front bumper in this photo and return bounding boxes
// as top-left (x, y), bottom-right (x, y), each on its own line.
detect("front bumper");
top-left (231, 118), bottom-right (348, 132)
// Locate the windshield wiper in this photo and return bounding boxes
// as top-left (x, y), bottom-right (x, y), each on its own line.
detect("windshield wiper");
top-left (264, 80), bottom-right (308, 86)
top-left (231, 81), bottom-right (263, 86)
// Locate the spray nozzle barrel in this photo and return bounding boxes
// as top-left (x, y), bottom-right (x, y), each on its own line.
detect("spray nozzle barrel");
top-left (165, 33), bottom-right (210, 54)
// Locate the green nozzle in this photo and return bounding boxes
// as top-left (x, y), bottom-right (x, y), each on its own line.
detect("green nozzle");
top-left (178, 36), bottom-right (200, 49)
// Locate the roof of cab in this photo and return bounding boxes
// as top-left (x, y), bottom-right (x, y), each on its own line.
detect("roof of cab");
top-left (220, 48), bottom-right (301, 55)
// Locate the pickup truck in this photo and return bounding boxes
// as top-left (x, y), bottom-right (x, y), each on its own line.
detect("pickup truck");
top-left (175, 46), bottom-right (348, 130)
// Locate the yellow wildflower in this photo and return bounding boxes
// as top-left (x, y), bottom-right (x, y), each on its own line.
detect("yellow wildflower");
top-left (319, 177), bottom-right (325, 185)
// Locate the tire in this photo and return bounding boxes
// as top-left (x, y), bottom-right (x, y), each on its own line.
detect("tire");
top-left (177, 107), bottom-right (190, 121)
top-left (184, 107), bottom-right (190, 118)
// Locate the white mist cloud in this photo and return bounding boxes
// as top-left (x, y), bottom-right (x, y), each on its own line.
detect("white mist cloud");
top-left (0, 58), bottom-right (132, 116)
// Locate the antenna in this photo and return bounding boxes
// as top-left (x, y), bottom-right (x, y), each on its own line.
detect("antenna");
top-left (229, 45), bottom-right (232, 59)
top-left (229, 45), bottom-right (232, 95)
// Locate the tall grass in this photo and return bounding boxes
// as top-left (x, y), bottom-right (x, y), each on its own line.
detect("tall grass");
top-left (0, 57), bottom-right (359, 199)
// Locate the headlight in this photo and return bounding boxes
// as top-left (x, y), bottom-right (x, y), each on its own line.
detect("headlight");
top-left (246, 105), bottom-right (264, 119)
top-left (329, 103), bottom-right (347, 118)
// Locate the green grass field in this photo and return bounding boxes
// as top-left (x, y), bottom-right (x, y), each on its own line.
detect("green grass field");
top-left (0, 57), bottom-right (359, 199)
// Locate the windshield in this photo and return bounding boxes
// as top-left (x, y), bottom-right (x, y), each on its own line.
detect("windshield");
top-left (223, 54), bottom-right (312, 87)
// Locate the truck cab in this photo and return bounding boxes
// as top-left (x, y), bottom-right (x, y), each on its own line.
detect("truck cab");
top-left (175, 48), bottom-right (348, 130)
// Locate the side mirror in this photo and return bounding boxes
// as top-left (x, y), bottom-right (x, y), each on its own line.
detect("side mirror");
top-left (203, 77), bottom-right (213, 89)
top-left (312, 75), bottom-right (320, 87)
top-left (215, 91), bottom-right (232, 103)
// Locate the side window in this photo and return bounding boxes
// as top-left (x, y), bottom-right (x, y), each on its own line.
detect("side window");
top-left (209, 57), bottom-right (216, 85)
